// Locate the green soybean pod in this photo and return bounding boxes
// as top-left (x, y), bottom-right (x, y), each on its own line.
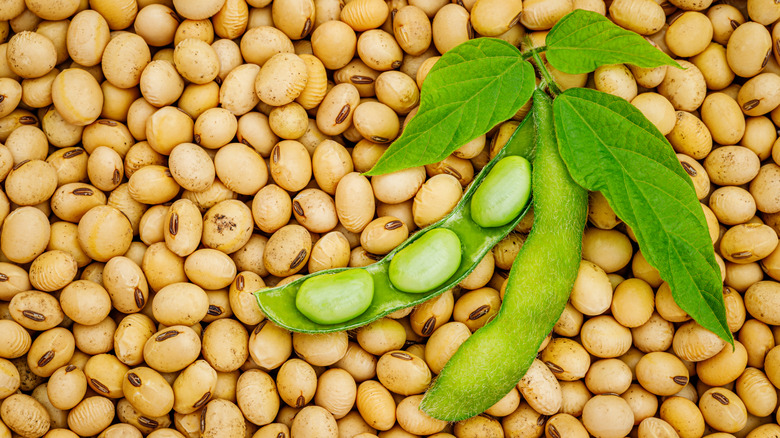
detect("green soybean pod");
top-left (295, 269), bottom-right (374, 324)
top-left (420, 90), bottom-right (588, 421)
top-left (471, 156), bottom-right (532, 228)
top-left (255, 110), bottom-right (535, 333)
top-left (388, 228), bottom-right (462, 293)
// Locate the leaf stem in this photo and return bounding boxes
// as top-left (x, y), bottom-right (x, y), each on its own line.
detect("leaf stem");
top-left (520, 46), bottom-right (547, 61)
top-left (532, 50), bottom-right (562, 97)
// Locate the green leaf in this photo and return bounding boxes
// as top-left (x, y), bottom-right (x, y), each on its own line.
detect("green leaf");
top-left (546, 9), bottom-right (680, 74)
top-left (553, 87), bottom-right (733, 344)
top-left (365, 38), bottom-right (534, 176)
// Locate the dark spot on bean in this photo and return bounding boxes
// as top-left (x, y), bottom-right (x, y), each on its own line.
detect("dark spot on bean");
top-left (296, 395), bottom-right (305, 407)
top-left (467, 22), bottom-right (474, 40)
top-left (113, 168), bottom-right (121, 185)
top-left (548, 424), bottom-right (561, 438)
top-left (537, 415), bottom-right (548, 426)
top-left (72, 187), bottom-right (94, 196)
top-left (135, 288), bottom-right (145, 309)
top-left (290, 249), bottom-right (307, 269)
top-left (763, 49), bottom-right (771, 68)
top-left (469, 305), bottom-right (491, 320)
top-left (156, 330), bottom-right (179, 341)
top-left (730, 251), bottom-right (753, 259)
top-left (293, 201), bottom-right (304, 217)
top-left (743, 99), bottom-right (761, 111)
top-left (509, 11), bottom-right (523, 28)
top-left (207, 305), bottom-right (223, 316)
top-left (254, 320), bottom-right (268, 334)
top-left (236, 274), bottom-right (245, 291)
top-left (98, 120), bottom-right (117, 126)
top-left (390, 351), bottom-right (413, 360)
top-left (273, 145), bottom-right (280, 163)
top-left (443, 165), bottom-right (463, 181)
top-left (384, 220), bottom-right (403, 230)
top-left (19, 116), bottom-right (37, 125)
top-left (127, 372), bottom-right (142, 387)
top-left (301, 18), bottom-right (312, 38)
top-left (164, 169), bottom-right (173, 178)
top-left (680, 161), bottom-right (697, 177)
top-left (391, 60), bottom-right (402, 69)
top-left (200, 406), bottom-right (206, 432)
top-left (336, 104), bottom-right (351, 124)
top-left (730, 19), bottom-right (740, 30)
top-left (12, 159), bottom-right (30, 170)
top-left (241, 138), bottom-right (253, 147)
top-left (712, 392), bottom-right (729, 405)
top-left (22, 310), bottom-right (45, 321)
top-left (91, 378), bottom-right (109, 394)
top-left (169, 212), bottom-right (179, 236)
top-left (193, 392), bottom-right (211, 408)
top-left (37, 350), bottom-right (54, 367)
top-left (371, 136), bottom-right (389, 143)
top-left (0, 273), bottom-right (7, 282)
top-left (545, 361), bottom-right (565, 374)
top-left (65, 364), bottom-right (76, 372)
top-left (167, 10), bottom-right (181, 22)
top-left (366, 251), bottom-right (382, 261)
top-left (139, 417), bottom-right (159, 429)
top-left (422, 317), bottom-right (436, 336)
top-left (276, 433), bottom-right (286, 438)
top-left (0, 95), bottom-right (4, 103)
top-left (351, 75), bottom-right (374, 85)
top-left (673, 375), bottom-right (688, 386)
top-left (63, 149), bottom-right (84, 158)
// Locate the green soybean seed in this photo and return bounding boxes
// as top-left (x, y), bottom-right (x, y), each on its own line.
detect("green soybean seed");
top-left (471, 155), bottom-right (532, 228)
top-left (295, 269), bottom-right (374, 324)
top-left (389, 228), bottom-right (462, 293)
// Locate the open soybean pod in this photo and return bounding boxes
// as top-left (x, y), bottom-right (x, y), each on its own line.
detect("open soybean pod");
top-left (254, 113), bottom-right (535, 333)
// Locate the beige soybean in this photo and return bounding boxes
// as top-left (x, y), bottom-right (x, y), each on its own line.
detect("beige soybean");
top-left (5, 159), bottom-right (58, 206)
top-left (452, 287), bottom-right (501, 332)
top-left (194, 108), bottom-right (237, 149)
top-left (673, 321), bottom-right (728, 362)
top-left (0, 320), bottom-right (31, 359)
top-left (750, 164), bottom-right (780, 213)
top-left (701, 94), bottom-right (746, 146)
top-left (699, 388), bottom-right (747, 433)
top-left (249, 321), bottom-right (293, 371)
top-left (610, 278), bottom-right (654, 328)
top-left (540, 337), bottom-right (591, 381)
top-left (744, 280), bottom-right (780, 325)
top-left (677, 153), bottom-right (710, 200)
top-left (469, 0), bottom-right (523, 36)
top-left (27, 328), bottom-right (75, 378)
top-left (200, 399), bottom-right (245, 438)
top-left (83, 354), bottom-right (128, 398)
top-left (431, 4), bottom-right (471, 54)
top-left (73, 316), bottom-right (117, 355)
top-left (168, 143), bottom-right (215, 193)
top-left (184, 249), bottom-right (237, 290)
top-left (263, 224), bottom-right (312, 277)
top-left (151, 283), bottom-right (208, 326)
top-left (311, 21), bottom-right (357, 70)
top-left (312, 139), bottom-right (353, 195)
top-left (333, 342), bottom-right (377, 383)
top-left (5, 126), bottom-right (47, 162)
top-left (47, 365), bottom-right (87, 411)
top-left (276, 358), bottom-right (317, 408)
top-left (255, 53), bottom-right (308, 107)
top-left (659, 397), bottom-right (705, 438)
top-left (127, 165), bottom-right (181, 205)
top-left (569, 260), bottom-right (612, 316)
top-left (665, 11), bottom-right (713, 58)
top-left (202, 319), bottom-right (248, 372)
top-left (739, 319), bottom-right (774, 368)
top-left (122, 367), bottom-right (174, 417)
top-left (697, 340), bottom-right (748, 387)
top-left (516, 358), bottom-right (563, 415)
top-left (308, 231), bottom-right (351, 273)
top-left (101, 33), bottom-right (150, 89)
top-left (86, 146), bottom-right (123, 192)
top-left (395, 395), bottom-right (447, 435)
top-left (393, 5), bottom-right (432, 56)
top-left (1, 394), bottom-right (50, 438)
top-left (143, 325), bottom-right (201, 373)
top-left (252, 184), bottom-right (293, 234)
top-left (719, 223), bottom-right (778, 263)
top-left (635, 351), bottom-right (689, 396)
top-left (292, 189), bottom-right (338, 233)
top-left (372, 166), bottom-right (426, 204)
top-left (9, 290), bottom-right (63, 332)
top-left (585, 358), bottom-right (632, 395)
top-left (145, 107), bottom-right (195, 155)
top-left (316, 83), bottom-right (361, 136)
top-left (270, 140), bottom-right (312, 192)
top-left (59, 280), bottom-right (111, 326)
top-left (163, 199), bottom-right (203, 257)
top-left (412, 174), bottom-right (462, 228)
top-left (738, 73), bottom-right (780, 117)
top-left (6, 31), bottom-right (56, 79)
top-left (356, 318), bottom-right (406, 356)
top-left (114, 314), bottom-right (156, 367)
top-left (736, 367), bottom-right (777, 417)
top-left (356, 29), bottom-right (403, 71)
top-left (292, 331), bottom-right (348, 366)
top-left (691, 43), bottom-right (735, 91)
top-left (335, 172), bottom-right (375, 233)
top-left (314, 368), bottom-right (357, 419)
top-left (424, 322), bottom-right (470, 374)
top-left (709, 186), bottom-right (756, 225)
top-left (219, 64), bottom-right (261, 115)
top-left (356, 380), bottom-right (396, 431)
top-left (171, 360), bottom-right (216, 415)
top-left (268, 102), bottom-right (308, 139)
top-left (609, 0), bottom-right (665, 35)
top-left (102, 256), bottom-right (149, 314)
top-left (580, 315), bottom-right (632, 358)
top-left (376, 351), bottom-right (431, 396)
top-left (27, 250), bottom-right (77, 293)
top-left (727, 22), bottom-right (772, 78)
top-left (360, 216), bottom-right (409, 255)
top-left (581, 395), bottom-right (634, 438)
top-left (657, 60), bottom-right (707, 112)
top-left (0, 358), bottom-right (19, 400)
top-left (594, 64), bottom-right (637, 102)
top-left (236, 369), bottom-right (279, 426)
top-left (201, 199), bottom-right (254, 253)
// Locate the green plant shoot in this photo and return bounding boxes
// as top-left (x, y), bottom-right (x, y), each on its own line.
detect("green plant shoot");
top-left (366, 9), bottom-right (733, 421)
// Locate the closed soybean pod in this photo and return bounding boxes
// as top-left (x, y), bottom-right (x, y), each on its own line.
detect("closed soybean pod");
top-left (419, 90), bottom-right (588, 421)
top-left (254, 112), bottom-right (535, 333)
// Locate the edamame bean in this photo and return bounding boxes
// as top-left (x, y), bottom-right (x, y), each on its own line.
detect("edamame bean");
top-left (296, 269), bottom-right (374, 324)
top-left (389, 228), bottom-right (462, 293)
top-left (471, 155), bottom-right (531, 228)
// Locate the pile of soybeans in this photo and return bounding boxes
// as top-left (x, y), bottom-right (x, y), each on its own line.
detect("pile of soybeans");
top-left (1, 0), bottom-right (780, 437)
